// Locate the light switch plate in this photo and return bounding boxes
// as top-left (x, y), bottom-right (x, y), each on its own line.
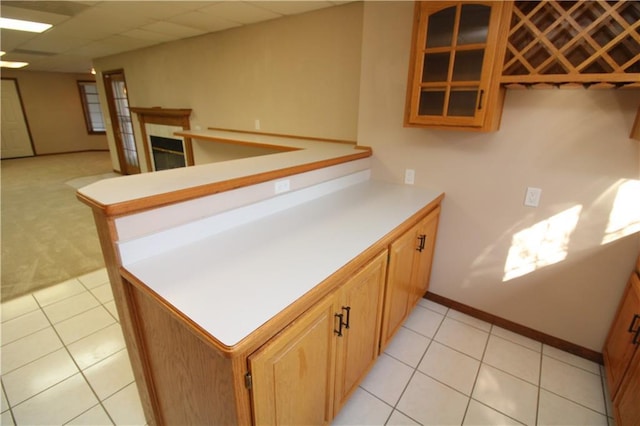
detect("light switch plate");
top-left (524, 187), bottom-right (542, 207)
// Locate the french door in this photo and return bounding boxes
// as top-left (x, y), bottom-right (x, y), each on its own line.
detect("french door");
top-left (102, 70), bottom-right (140, 175)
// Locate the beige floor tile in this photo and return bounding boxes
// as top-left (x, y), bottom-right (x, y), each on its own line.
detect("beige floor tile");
top-left (417, 298), bottom-right (448, 315)
top-left (77, 268), bottom-right (109, 289)
top-left (491, 326), bottom-right (542, 353)
top-left (42, 291), bottom-right (100, 324)
top-left (67, 323), bottom-right (126, 370)
top-left (418, 341), bottom-right (480, 396)
top-left (541, 355), bottom-right (606, 414)
top-left (463, 400), bottom-right (523, 425)
top-left (90, 283), bottom-right (114, 304)
top-left (387, 410), bottom-right (420, 425)
top-left (1, 294), bottom-right (39, 322)
top-left (403, 305), bottom-right (444, 338)
top-left (384, 326), bottom-right (430, 368)
top-left (1, 309), bottom-right (50, 345)
top-left (446, 309), bottom-right (491, 332)
top-left (84, 349), bottom-right (134, 400)
top-left (360, 353), bottom-right (413, 406)
top-left (543, 344), bottom-right (601, 375)
top-left (104, 301), bottom-right (119, 321)
top-left (102, 383), bottom-right (146, 426)
top-left (0, 327), bottom-right (63, 373)
top-left (32, 279), bottom-right (86, 307)
top-left (537, 389), bottom-right (608, 425)
top-left (54, 306), bottom-right (116, 345)
top-left (67, 404), bottom-right (114, 425)
top-left (1, 387), bottom-right (9, 412)
top-left (483, 335), bottom-right (541, 385)
top-left (397, 371), bottom-right (469, 426)
top-left (331, 387), bottom-right (392, 426)
top-left (11, 373), bottom-right (98, 425)
top-left (2, 348), bottom-right (79, 406)
top-left (434, 317), bottom-right (489, 360)
top-left (1, 411), bottom-right (15, 426)
top-left (472, 364), bottom-right (538, 425)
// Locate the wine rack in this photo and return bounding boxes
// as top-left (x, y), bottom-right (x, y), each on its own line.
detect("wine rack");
top-left (502, 0), bottom-right (640, 88)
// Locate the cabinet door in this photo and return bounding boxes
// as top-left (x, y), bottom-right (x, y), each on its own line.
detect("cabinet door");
top-left (249, 296), bottom-right (337, 426)
top-left (614, 349), bottom-right (640, 426)
top-left (381, 222), bottom-right (420, 347)
top-left (408, 207), bottom-right (440, 309)
top-left (405, 1), bottom-right (508, 131)
top-left (604, 273), bottom-right (640, 398)
top-left (334, 251), bottom-right (388, 413)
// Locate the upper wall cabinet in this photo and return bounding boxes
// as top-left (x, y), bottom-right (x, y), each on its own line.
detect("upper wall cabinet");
top-left (503, 1), bottom-right (640, 87)
top-left (404, 1), bottom-right (513, 132)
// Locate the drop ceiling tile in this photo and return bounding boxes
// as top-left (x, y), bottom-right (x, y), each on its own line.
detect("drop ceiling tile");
top-left (121, 28), bottom-right (176, 43)
top-left (249, 1), bottom-right (332, 16)
top-left (167, 11), bottom-right (240, 33)
top-left (0, 5), bottom-right (70, 25)
top-left (198, 2), bottom-right (282, 25)
top-left (0, 28), bottom-right (39, 51)
top-left (18, 29), bottom-right (91, 54)
top-left (140, 21), bottom-right (205, 38)
top-left (92, 1), bottom-right (210, 22)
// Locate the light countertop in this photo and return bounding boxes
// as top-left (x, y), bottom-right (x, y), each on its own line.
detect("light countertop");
top-left (121, 179), bottom-right (443, 348)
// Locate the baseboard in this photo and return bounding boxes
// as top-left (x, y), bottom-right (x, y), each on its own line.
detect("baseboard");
top-left (424, 292), bottom-right (603, 365)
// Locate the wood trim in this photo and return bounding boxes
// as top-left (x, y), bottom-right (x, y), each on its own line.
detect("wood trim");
top-left (424, 292), bottom-right (604, 364)
top-left (206, 127), bottom-right (356, 145)
top-left (77, 148), bottom-right (372, 217)
top-left (177, 130), bottom-right (300, 153)
top-left (130, 107), bottom-right (193, 171)
top-left (1, 77), bottom-right (37, 156)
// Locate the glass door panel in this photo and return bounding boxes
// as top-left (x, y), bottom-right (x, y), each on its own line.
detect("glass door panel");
top-left (419, 89), bottom-right (446, 116)
top-left (452, 49), bottom-right (485, 80)
top-left (448, 88), bottom-right (479, 117)
top-left (425, 7), bottom-right (456, 48)
top-left (457, 4), bottom-right (491, 45)
top-left (422, 52), bottom-right (451, 82)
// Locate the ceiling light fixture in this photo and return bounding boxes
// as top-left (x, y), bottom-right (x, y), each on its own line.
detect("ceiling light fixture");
top-left (0, 17), bottom-right (52, 33)
top-left (1, 60), bottom-right (29, 69)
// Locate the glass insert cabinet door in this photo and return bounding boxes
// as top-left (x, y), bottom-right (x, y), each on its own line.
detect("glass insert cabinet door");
top-left (406, 1), bottom-right (505, 129)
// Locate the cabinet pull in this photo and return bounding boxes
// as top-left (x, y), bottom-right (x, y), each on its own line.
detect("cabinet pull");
top-left (628, 313), bottom-right (640, 333)
top-left (342, 306), bottom-right (351, 329)
top-left (478, 89), bottom-right (485, 110)
top-left (334, 313), bottom-right (344, 337)
top-left (416, 235), bottom-right (426, 252)
top-left (633, 327), bottom-right (640, 346)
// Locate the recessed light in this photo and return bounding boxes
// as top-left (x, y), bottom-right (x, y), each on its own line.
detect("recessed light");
top-left (0, 17), bottom-right (52, 33)
top-left (1, 61), bottom-right (29, 69)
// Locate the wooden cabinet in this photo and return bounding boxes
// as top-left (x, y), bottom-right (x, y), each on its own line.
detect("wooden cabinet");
top-left (250, 251), bottom-right (388, 425)
top-left (405, 1), bottom-right (512, 132)
top-left (603, 270), bottom-right (640, 425)
top-left (381, 206), bottom-right (440, 349)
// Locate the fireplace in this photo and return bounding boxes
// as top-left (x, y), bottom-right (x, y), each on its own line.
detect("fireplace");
top-left (130, 107), bottom-right (193, 172)
top-left (150, 135), bottom-right (186, 170)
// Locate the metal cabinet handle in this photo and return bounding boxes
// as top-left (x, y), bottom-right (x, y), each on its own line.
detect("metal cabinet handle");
top-left (416, 235), bottom-right (426, 252)
top-left (334, 313), bottom-right (344, 337)
top-left (628, 314), bottom-right (640, 333)
top-left (342, 306), bottom-right (351, 329)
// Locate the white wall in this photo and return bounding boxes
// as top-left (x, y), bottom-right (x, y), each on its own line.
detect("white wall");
top-left (93, 2), bottom-right (363, 171)
top-left (358, 1), bottom-right (640, 351)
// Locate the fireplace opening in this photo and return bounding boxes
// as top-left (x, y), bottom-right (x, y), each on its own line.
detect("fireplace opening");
top-left (150, 135), bottom-right (186, 171)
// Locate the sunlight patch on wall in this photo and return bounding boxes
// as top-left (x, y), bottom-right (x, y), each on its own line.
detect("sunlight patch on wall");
top-left (503, 205), bottom-right (583, 282)
top-left (602, 179), bottom-right (640, 245)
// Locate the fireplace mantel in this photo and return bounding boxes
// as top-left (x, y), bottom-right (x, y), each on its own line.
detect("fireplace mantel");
top-left (130, 107), bottom-right (193, 170)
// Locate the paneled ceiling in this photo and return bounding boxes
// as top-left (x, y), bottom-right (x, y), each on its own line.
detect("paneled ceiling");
top-left (0, 1), bottom-right (346, 73)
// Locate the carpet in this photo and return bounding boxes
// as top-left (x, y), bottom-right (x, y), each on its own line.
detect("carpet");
top-left (1, 151), bottom-right (118, 301)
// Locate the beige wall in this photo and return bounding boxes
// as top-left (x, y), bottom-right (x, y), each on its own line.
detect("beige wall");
top-left (358, 1), bottom-right (640, 351)
top-left (93, 2), bottom-right (363, 171)
top-left (1, 69), bottom-right (108, 155)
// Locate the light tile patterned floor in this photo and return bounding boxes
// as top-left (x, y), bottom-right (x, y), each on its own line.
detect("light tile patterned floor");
top-left (1, 270), bottom-right (615, 425)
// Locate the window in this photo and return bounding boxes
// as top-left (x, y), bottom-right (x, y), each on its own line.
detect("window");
top-left (77, 81), bottom-right (106, 134)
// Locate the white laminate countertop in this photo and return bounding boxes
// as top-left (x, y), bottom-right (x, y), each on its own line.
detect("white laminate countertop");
top-left (78, 129), bottom-right (365, 207)
top-left (122, 179), bottom-right (443, 348)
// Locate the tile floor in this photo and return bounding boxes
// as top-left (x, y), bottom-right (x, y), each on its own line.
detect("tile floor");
top-left (1, 269), bottom-right (615, 426)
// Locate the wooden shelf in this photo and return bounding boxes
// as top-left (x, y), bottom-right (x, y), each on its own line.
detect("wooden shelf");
top-left (502, 0), bottom-right (640, 86)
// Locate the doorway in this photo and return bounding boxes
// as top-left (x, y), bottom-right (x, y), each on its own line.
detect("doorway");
top-left (102, 70), bottom-right (140, 175)
top-left (1, 78), bottom-right (35, 159)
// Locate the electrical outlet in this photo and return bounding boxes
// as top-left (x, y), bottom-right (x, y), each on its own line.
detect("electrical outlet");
top-left (274, 179), bottom-right (290, 194)
top-left (524, 187), bottom-right (542, 207)
top-left (404, 169), bottom-right (415, 185)
top-left (254, 119), bottom-right (261, 130)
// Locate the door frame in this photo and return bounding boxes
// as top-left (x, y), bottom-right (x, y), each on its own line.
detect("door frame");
top-left (101, 69), bottom-right (140, 175)
top-left (1, 77), bottom-right (36, 158)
